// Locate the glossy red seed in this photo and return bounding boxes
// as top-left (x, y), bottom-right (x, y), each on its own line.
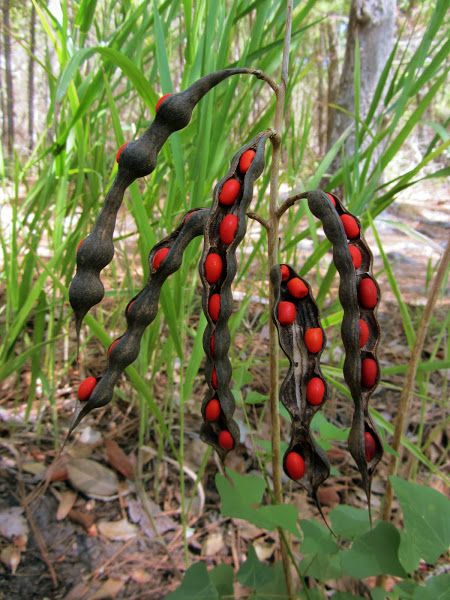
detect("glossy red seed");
top-left (359, 319), bottom-right (370, 348)
top-left (155, 93), bottom-right (172, 112)
top-left (239, 149), bottom-right (256, 173)
top-left (364, 432), bottom-right (377, 462)
top-left (205, 399), bottom-right (221, 421)
top-left (306, 377), bottom-right (325, 406)
top-left (208, 294), bottom-right (221, 322)
top-left (219, 179), bottom-right (240, 206)
top-left (77, 239), bottom-right (85, 253)
top-left (108, 338), bottom-right (120, 356)
top-left (280, 264), bottom-right (290, 281)
top-left (77, 376), bottom-right (97, 402)
top-left (219, 214), bottom-right (239, 245)
top-left (152, 247), bottom-right (170, 270)
top-left (349, 244), bottom-right (363, 269)
top-left (358, 277), bottom-right (378, 309)
top-left (126, 300), bottom-right (135, 315)
top-left (287, 277), bottom-right (308, 299)
top-left (326, 193), bottom-right (336, 207)
top-left (285, 451), bottom-right (305, 480)
top-left (204, 253), bottom-right (223, 283)
top-left (340, 214), bottom-right (360, 239)
top-left (218, 430), bottom-right (234, 450)
top-left (211, 368), bottom-right (218, 389)
top-left (304, 328), bottom-right (323, 354)
top-left (115, 142), bottom-right (128, 163)
top-left (361, 357), bottom-right (378, 388)
top-left (278, 301), bottom-right (296, 326)
top-left (210, 333), bottom-right (216, 356)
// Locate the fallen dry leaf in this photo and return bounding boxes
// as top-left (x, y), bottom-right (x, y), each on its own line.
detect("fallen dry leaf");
top-left (202, 531), bottom-right (224, 555)
top-left (0, 545), bottom-right (21, 574)
top-left (22, 461), bottom-right (46, 476)
top-left (56, 491), bottom-right (78, 521)
top-left (128, 499), bottom-right (176, 539)
top-left (87, 578), bottom-right (125, 600)
top-left (317, 486), bottom-right (340, 507)
top-left (254, 542), bottom-right (275, 562)
top-left (63, 581), bottom-right (90, 600)
top-left (67, 458), bottom-right (118, 498)
top-left (130, 569), bottom-right (151, 584)
top-left (105, 440), bottom-right (134, 480)
top-left (68, 509), bottom-right (95, 532)
top-left (0, 506), bottom-right (29, 541)
top-left (98, 518), bottom-right (137, 541)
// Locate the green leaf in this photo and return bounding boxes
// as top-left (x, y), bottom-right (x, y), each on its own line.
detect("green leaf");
top-left (253, 505), bottom-right (300, 537)
top-left (329, 505), bottom-right (371, 540)
top-left (332, 594), bottom-right (365, 600)
top-left (300, 519), bottom-right (339, 555)
top-left (413, 574), bottom-right (450, 600)
top-left (210, 564), bottom-right (234, 600)
top-left (245, 390), bottom-right (267, 405)
top-left (300, 551), bottom-right (342, 582)
top-left (164, 562), bottom-right (219, 600)
top-left (391, 476), bottom-right (450, 572)
top-left (250, 562), bottom-right (288, 600)
top-left (341, 521), bottom-right (407, 578)
top-left (237, 546), bottom-right (273, 590)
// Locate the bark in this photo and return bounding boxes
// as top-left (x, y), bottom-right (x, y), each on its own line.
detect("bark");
top-left (327, 0), bottom-right (396, 176)
top-left (3, 0), bottom-right (14, 157)
top-left (28, 4), bottom-right (36, 152)
top-left (326, 20), bottom-right (339, 149)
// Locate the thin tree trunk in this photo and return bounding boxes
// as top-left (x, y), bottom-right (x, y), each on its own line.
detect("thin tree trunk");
top-left (317, 30), bottom-right (325, 155)
top-left (326, 20), bottom-right (339, 149)
top-left (3, 0), bottom-right (14, 157)
top-left (28, 5), bottom-right (36, 152)
top-left (327, 0), bottom-right (396, 176)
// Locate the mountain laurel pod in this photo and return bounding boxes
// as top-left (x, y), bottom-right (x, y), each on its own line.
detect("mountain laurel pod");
top-left (361, 357), bottom-right (378, 388)
top-left (204, 253), bottom-right (223, 283)
top-left (218, 430), bottom-right (234, 450)
top-left (209, 333), bottom-right (216, 356)
top-left (278, 301), bottom-right (296, 325)
top-left (239, 149), bottom-right (256, 173)
top-left (287, 277), bottom-right (308, 299)
top-left (155, 93), bottom-right (172, 112)
top-left (306, 377), bottom-right (325, 406)
top-left (77, 377), bottom-right (97, 402)
top-left (205, 399), bottom-right (221, 421)
top-left (358, 277), bottom-right (378, 309)
top-left (152, 247), bottom-right (170, 270)
top-left (349, 244), bottom-right (362, 269)
top-left (304, 328), bottom-right (323, 354)
top-left (285, 451), bottom-right (305, 480)
top-left (211, 368), bottom-right (218, 389)
top-left (326, 193), bottom-right (336, 207)
top-left (208, 294), bottom-right (221, 322)
top-left (116, 142), bottom-right (128, 163)
top-left (280, 264), bottom-right (290, 281)
top-left (364, 432), bottom-right (377, 462)
top-left (340, 214), bottom-right (360, 239)
top-left (108, 338), bottom-right (120, 356)
top-left (359, 319), bottom-right (370, 348)
top-left (219, 214), bottom-right (239, 244)
top-left (219, 179), bottom-right (240, 206)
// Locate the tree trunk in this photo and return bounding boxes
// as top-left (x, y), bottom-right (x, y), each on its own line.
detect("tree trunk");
top-left (326, 20), bottom-right (339, 149)
top-left (28, 4), bottom-right (36, 152)
top-left (327, 0), bottom-right (396, 176)
top-left (3, 0), bottom-right (14, 157)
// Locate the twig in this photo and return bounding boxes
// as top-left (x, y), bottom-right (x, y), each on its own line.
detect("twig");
top-left (247, 68), bottom-right (280, 95)
top-left (276, 191), bottom-right (308, 219)
top-left (247, 211), bottom-right (269, 231)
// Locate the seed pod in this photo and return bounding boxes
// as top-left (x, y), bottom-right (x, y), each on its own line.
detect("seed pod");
top-left (306, 190), bottom-right (382, 512)
top-left (67, 209), bottom-right (209, 435)
top-left (271, 265), bottom-right (330, 508)
top-left (199, 131), bottom-right (272, 458)
top-left (69, 68), bottom-right (267, 339)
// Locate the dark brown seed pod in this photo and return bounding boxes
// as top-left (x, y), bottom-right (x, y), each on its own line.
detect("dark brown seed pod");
top-left (199, 130), bottom-right (273, 459)
top-left (69, 68), bottom-right (269, 340)
top-left (67, 209), bottom-right (209, 436)
top-left (270, 264), bottom-right (330, 511)
top-left (306, 190), bottom-right (382, 512)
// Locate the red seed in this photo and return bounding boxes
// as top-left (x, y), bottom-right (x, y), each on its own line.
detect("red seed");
top-left (349, 244), bottom-right (363, 269)
top-left (239, 149), bottom-right (256, 173)
top-left (77, 376), bottom-right (97, 402)
top-left (219, 214), bottom-right (239, 245)
top-left (359, 319), bottom-right (370, 348)
top-left (304, 328), bottom-right (323, 354)
top-left (287, 277), bottom-right (308, 299)
top-left (361, 357), bottom-right (378, 388)
top-left (152, 247), bottom-right (170, 270)
top-left (183, 210), bottom-right (195, 223)
top-left (108, 338), bottom-right (120, 356)
top-left (278, 301), bottom-right (296, 326)
top-left (218, 430), bottom-right (234, 450)
top-left (204, 253), bottom-right (223, 284)
top-left (115, 142), bottom-right (128, 163)
top-left (358, 277), bottom-right (378, 309)
top-left (208, 294), bottom-right (221, 322)
top-left (306, 377), bottom-right (325, 406)
top-left (219, 179), bottom-right (240, 206)
top-left (205, 399), bottom-right (221, 421)
top-left (364, 432), bottom-right (377, 462)
top-left (326, 193), bottom-right (336, 207)
top-left (211, 368), bottom-right (218, 389)
top-left (280, 264), bottom-right (290, 281)
top-left (77, 239), bottom-right (85, 253)
top-left (210, 333), bottom-right (216, 356)
top-left (285, 451), bottom-right (305, 480)
top-left (155, 93), bottom-right (172, 112)
top-left (340, 214), bottom-right (360, 239)
top-left (126, 300), bottom-right (135, 315)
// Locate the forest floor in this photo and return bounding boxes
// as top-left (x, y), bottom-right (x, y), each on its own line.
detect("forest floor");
top-left (0, 181), bottom-right (449, 600)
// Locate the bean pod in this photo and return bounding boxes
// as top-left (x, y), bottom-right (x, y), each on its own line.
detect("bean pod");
top-left (199, 131), bottom-right (272, 458)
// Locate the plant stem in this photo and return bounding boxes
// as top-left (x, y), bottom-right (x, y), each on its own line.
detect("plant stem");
top-left (268, 1), bottom-right (294, 598)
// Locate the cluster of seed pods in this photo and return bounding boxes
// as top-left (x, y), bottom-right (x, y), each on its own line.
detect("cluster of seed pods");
top-left (199, 131), bottom-right (272, 458)
top-left (271, 190), bottom-right (382, 504)
top-left (69, 67), bottom-right (266, 340)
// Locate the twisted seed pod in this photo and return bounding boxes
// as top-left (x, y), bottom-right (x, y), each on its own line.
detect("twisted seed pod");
top-left (69, 209), bottom-right (209, 435)
top-left (306, 190), bottom-right (382, 509)
top-left (199, 131), bottom-right (273, 458)
top-left (69, 68), bottom-right (267, 339)
top-left (271, 264), bottom-right (330, 509)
